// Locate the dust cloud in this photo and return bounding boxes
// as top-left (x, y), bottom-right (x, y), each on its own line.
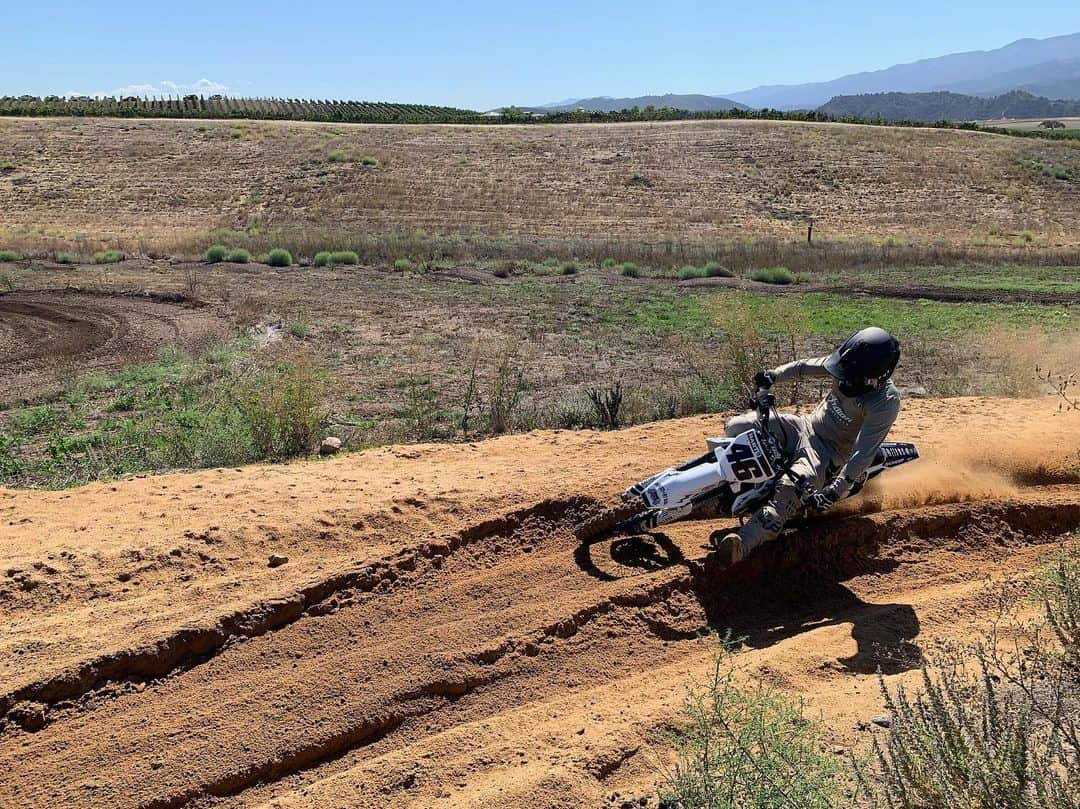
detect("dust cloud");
top-left (844, 418), bottom-right (1079, 514)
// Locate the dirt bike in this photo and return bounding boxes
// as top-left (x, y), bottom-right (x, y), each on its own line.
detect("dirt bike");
top-left (574, 388), bottom-right (919, 542)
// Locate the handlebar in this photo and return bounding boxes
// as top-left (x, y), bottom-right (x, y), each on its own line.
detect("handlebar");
top-left (746, 385), bottom-right (783, 465)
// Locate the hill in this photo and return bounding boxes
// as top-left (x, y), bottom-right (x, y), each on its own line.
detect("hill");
top-left (540, 93), bottom-right (748, 113)
top-left (727, 32), bottom-right (1080, 109)
top-left (818, 89), bottom-right (1080, 122)
top-left (1, 117), bottom-right (1078, 256)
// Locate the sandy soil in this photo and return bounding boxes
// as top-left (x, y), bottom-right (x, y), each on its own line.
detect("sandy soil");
top-left (1, 396), bottom-right (1078, 808)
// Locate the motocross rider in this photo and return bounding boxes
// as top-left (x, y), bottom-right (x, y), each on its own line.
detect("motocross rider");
top-left (714, 327), bottom-right (901, 565)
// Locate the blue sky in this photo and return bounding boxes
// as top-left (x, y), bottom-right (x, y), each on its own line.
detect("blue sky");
top-left (2, 1), bottom-right (1077, 110)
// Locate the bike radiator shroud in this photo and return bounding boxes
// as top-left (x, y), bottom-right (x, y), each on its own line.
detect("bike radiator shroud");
top-left (635, 429), bottom-right (776, 511)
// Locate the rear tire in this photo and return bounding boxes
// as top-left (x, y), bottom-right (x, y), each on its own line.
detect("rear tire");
top-left (574, 497), bottom-right (649, 542)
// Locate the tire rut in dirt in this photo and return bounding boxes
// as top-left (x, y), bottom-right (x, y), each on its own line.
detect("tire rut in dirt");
top-left (0, 290), bottom-right (224, 402)
top-left (0, 497), bottom-right (594, 734)
top-left (573, 496), bottom-right (648, 542)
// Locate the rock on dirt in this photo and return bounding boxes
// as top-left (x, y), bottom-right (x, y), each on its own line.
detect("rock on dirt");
top-left (319, 437), bottom-right (342, 456)
top-left (871, 714), bottom-right (893, 728)
top-left (9, 701), bottom-right (47, 732)
top-left (267, 554), bottom-right (289, 568)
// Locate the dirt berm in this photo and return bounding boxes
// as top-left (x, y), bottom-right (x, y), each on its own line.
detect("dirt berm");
top-left (0, 397), bottom-right (1077, 808)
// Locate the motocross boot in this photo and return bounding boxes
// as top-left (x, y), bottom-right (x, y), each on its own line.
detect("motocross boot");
top-left (710, 531), bottom-right (745, 566)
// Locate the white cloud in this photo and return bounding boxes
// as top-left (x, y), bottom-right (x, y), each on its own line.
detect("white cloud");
top-left (94, 78), bottom-right (231, 98)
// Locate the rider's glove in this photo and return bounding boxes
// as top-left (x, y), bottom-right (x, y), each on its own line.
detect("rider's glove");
top-left (810, 476), bottom-right (853, 513)
top-left (754, 369), bottom-right (776, 389)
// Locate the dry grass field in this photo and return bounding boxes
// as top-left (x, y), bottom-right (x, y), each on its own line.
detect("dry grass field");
top-left (1, 117), bottom-right (1078, 259)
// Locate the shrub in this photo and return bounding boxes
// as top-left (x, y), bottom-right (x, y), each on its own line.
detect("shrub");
top-left (360, 155), bottom-right (380, 167)
top-left (661, 645), bottom-right (844, 809)
top-left (601, 257), bottom-right (618, 269)
top-left (677, 265), bottom-right (706, 280)
top-left (394, 258), bottom-right (413, 272)
top-left (287, 317), bottom-right (311, 339)
top-left (488, 346), bottom-right (528, 434)
top-left (227, 248), bottom-right (250, 263)
top-left (205, 244), bottom-right (228, 263)
top-left (861, 540), bottom-right (1080, 808)
top-left (561, 261), bottom-right (579, 275)
top-left (0, 250), bottom-right (20, 262)
top-left (326, 149), bottom-right (349, 163)
top-left (233, 355), bottom-right (327, 461)
top-left (93, 249), bottom-right (124, 264)
top-left (542, 256), bottom-right (560, 267)
top-left (266, 248), bottom-right (292, 267)
top-left (313, 251), bottom-right (333, 267)
top-left (0, 431), bottom-right (19, 478)
top-left (705, 261), bottom-right (734, 278)
top-left (750, 266), bottom-right (796, 285)
top-left (587, 381), bottom-right (624, 430)
top-left (864, 655), bottom-right (1074, 808)
top-left (54, 251), bottom-right (78, 264)
top-left (330, 250), bottom-right (359, 265)
top-left (621, 262), bottom-right (640, 278)
top-left (401, 376), bottom-right (444, 440)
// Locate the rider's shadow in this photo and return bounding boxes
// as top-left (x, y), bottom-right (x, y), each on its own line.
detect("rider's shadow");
top-left (731, 580), bottom-right (922, 675)
top-left (576, 528), bottom-right (922, 676)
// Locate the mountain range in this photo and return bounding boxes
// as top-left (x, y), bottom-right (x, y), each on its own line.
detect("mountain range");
top-left (725, 32), bottom-right (1080, 109)
top-left (528, 32), bottom-right (1080, 114)
top-left (538, 93), bottom-right (747, 113)
top-left (819, 89), bottom-right (1080, 122)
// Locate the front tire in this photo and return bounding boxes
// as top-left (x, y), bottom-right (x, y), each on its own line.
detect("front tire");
top-left (574, 497), bottom-right (649, 542)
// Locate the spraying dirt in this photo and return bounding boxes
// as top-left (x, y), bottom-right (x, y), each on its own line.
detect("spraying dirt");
top-left (0, 397), bottom-right (1077, 808)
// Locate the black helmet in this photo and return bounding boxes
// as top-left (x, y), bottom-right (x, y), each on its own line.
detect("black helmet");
top-left (824, 327), bottom-right (900, 395)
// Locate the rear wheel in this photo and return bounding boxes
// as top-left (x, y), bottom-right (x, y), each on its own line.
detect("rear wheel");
top-left (574, 497), bottom-right (649, 542)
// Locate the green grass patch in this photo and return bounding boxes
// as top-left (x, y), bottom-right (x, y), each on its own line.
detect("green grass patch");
top-left (93, 249), bottom-right (124, 264)
top-left (330, 250), bottom-right (359, 266)
top-left (677, 265), bottom-right (706, 280)
top-left (561, 261), bottom-right (579, 275)
top-left (633, 296), bottom-right (710, 334)
top-left (705, 261), bottom-right (734, 278)
top-left (621, 262), bottom-right (640, 278)
top-left (737, 292), bottom-right (1077, 337)
top-left (0, 341), bottom-right (329, 488)
top-left (750, 266), bottom-right (796, 285)
top-left (54, 251), bottom-right (78, 264)
top-left (0, 250), bottom-right (20, 262)
top-left (845, 264), bottom-right (1080, 295)
top-left (227, 248), bottom-right (251, 263)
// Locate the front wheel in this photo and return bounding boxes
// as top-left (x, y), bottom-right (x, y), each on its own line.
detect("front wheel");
top-left (574, 497), bottom-right (649, 542)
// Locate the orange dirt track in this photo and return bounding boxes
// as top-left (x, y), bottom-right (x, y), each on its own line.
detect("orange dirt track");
top-left (2, 397), bottom-right (1078, 808)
